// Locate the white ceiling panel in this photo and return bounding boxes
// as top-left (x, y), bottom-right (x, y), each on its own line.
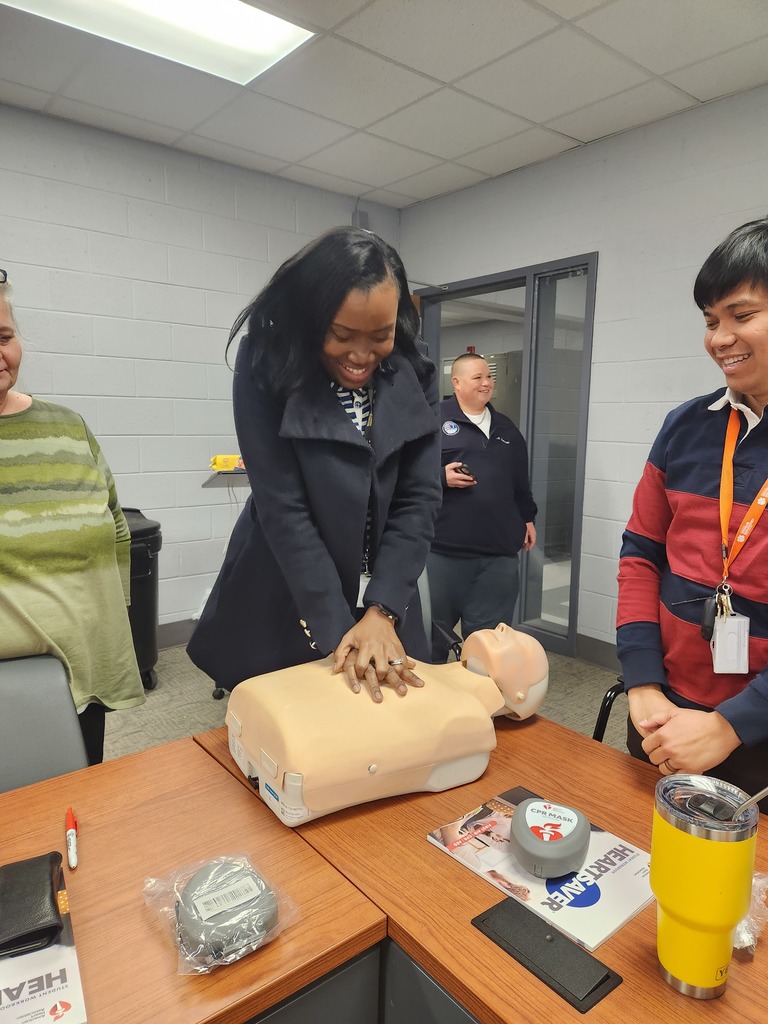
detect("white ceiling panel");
top-left (179, 136), bottom-right (288, 175)
top-left (456, 26), bottom-right (651, 123)
top-left (666, 37), bottom-right (768, 102)
top-left (387, 162), bottom-right (489, 202)
top-left (191, 91), bottom-right (353, 162)
top-left (535, 0), bottom-right (605, 17)
top-left (1, 0), bottom-right (768, 208)
top-left (47, 97), bottom-right (185, 146)
top-left (576, 0), bottom-right (768, 75)
top-left (0, 6), bottom-right (99, 92)
top-left (278, 164), bottom-right (375, 197)
top-left (0, 77), bottom-right (49, 111)
top-left (458, 128), bottom-right (578, 176)
top-left (300, 133), bottom-right (442, 188)
top-left (363, 186), bottom-right (423, 207)
top-left (252, 36), bottom-right (437, 126)
top-left (545, 80), bottom-right (697, 144)
top-left (337, 0), bottom-right (558, 82)
top-left (59, 46), bottom-right (241, 132)
top-left (242, 0), bottom-right (371, 31)
top-left (369, 89), bottom-right (530, 160)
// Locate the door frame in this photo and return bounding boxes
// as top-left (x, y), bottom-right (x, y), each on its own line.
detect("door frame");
top-left (415, 251), bottom-right (598, 656)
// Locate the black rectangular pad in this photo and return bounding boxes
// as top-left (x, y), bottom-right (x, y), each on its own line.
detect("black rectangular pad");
top-left (472, 897), bottom-right (622, 1013)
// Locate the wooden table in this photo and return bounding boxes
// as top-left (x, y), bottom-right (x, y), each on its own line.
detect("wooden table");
top-left (0, 739), bottom-right (385, 1024)
top-left (195, 717), bottom-right (768, 1024)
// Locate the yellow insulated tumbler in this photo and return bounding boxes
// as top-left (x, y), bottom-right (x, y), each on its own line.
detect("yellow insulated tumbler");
top-left (651, 774), bottom-right (758, 999)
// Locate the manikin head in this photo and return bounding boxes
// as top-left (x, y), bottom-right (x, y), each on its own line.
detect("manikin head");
top-left (460, 622), bottom-right (549, 720)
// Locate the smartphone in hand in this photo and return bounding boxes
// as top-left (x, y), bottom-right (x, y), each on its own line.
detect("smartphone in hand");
top-left (456, 463), bottom-right (476, 481)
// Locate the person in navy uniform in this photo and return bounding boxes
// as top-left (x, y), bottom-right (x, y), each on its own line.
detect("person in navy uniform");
top-left (188, 227), bottom-right (441, 703)
top-left (427, 353), bottom-right (537, 662)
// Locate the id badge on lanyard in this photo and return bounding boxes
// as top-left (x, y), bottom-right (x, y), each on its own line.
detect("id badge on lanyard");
top-left (708, 408), bottom-right (768, 673)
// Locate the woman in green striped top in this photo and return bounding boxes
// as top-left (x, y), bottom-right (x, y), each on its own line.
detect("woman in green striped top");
top-left (0, 270), bottom-right (144, 764)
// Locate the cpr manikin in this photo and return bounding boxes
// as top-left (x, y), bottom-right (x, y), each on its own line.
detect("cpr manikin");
top-left (226, 622), bottom-right (548, 826)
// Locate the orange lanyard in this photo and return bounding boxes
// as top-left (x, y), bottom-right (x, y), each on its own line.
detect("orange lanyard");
top-left (719, 407), bottom-right (768, 583)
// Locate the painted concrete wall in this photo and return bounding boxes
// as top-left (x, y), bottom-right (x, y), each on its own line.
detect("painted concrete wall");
top-left (0, 103), bottom-right (398, 624)
top-left (400, 84), bottom-right (768, 648)
top-left (4, 81), bottom-right (768, 646)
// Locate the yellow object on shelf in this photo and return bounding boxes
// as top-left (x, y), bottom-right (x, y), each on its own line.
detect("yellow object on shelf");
top-left (210, 454), bottom-right (244, 472)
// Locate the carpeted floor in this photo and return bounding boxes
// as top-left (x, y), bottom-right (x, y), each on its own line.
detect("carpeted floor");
top-left (103, 646), bottom-right (627, 761)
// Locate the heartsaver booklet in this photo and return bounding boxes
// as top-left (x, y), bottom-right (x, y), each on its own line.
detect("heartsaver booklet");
top-left (0, 867), bottom-right (87, 1024)
top-left (427, 786), bottom-right (653, 950)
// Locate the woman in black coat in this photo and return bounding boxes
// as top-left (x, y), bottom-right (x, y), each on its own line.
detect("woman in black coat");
top-left (188, 227), bottom-right (441, 702)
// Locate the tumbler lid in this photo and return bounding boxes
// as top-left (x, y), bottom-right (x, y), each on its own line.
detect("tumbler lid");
top-left (655, 775), bottom-right (759, 841)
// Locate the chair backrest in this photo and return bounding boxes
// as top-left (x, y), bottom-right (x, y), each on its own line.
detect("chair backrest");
top-left (0, 655), bottom-right (88, 793)
top-left (592, 678), bottom-right (626, 743)
top-left (417, 567), bottom-right (432, 641)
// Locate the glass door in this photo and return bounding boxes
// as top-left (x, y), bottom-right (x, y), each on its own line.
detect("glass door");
top-left (417, 252), bottom-right (596, 655)
top-left (520, 266), bottom-right (591, 645)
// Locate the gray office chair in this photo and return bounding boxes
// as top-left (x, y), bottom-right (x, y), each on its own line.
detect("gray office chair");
top-left (417, 567), bottom-right (432, 642)
top-left (0, 654), bottom-right (88, 793)
top-left (417, 567), bottom-right (463, 662)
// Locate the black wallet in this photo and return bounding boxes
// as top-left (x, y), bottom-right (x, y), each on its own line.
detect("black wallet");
top-left (0, 852), bottom-right (64, 958)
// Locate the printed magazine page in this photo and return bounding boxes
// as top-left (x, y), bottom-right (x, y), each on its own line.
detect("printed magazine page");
top-left (0, 874), bottom-right (87, 1024)
top-left (427, 786), bottom-right (653, 950)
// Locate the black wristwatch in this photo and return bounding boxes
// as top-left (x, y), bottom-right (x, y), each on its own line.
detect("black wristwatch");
top-left (368, 602), bottom-right (399, 625)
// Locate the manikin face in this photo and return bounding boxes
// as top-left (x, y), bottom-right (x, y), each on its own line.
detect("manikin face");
top-left (321, 279), bottom-right (398, 389)
top-left (460, 622), bottom-right (549, 720)
top-left (703, 283), bottom-right (768, 414)
top-left (452, 357), bottom-right (494, 413)
top-left (0, 298), bottom-right (22, 413)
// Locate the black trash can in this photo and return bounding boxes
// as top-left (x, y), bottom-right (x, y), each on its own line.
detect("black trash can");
top-left (122, 508), bottom-right (162, 691)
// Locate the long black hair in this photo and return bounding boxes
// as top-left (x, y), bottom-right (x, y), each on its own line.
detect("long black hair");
top-left (228, 226), bottom-right (430, 398)
top-left (694, 217), bottom-right (768, 310)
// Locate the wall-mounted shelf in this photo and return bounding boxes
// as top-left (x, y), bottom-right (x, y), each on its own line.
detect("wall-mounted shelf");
top-left (202, 471), bottom-right (249, 488)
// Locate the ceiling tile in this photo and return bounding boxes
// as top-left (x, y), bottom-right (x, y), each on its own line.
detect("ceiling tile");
top-left (545, 80), bottom-right (697, 143)
top-left (576, 0), bottom-right (768, 75)
top-left (369, 89), bottom-right (530, 159)
top-left (0, 78), bottom-right (51, 111)
top-left (179, 136), bottom-right (288, 175)
top-left (278, 164), bottom-right (372, 197)
top-left (46, 98), bottom-right (185, 146)
top-left (2, 0), bottom-right (768, 206)
top-left (360, 187), bottom-right (420, 208)
top-left (300, 133), bottom-right (442, 188)
top-left (59, 44), bottom-right (240, 131)
top-left (192, 91), bottom-right (353, 162)
top-left (0, 7), bottom-right (100, 92)
top-left (387, 162), bottom-right (489, 201)
top-left (535, 0), bottom-right (605, 16)
top-left (458, 128), bottom-right (578, 175)
top-left (243, 0), bottom-right (370, 31)
top-left (666, 37), bottom-right (768, 101)
top-left (252, 36), bottom-right (437, 127)
top-left (336, 0), bottom-right (558, 82)
top-left (457, 25), bottom-right (650, 123)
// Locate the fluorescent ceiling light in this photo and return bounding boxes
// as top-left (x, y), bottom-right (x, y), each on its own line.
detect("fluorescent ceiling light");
top-left (2, 0), bottom-right (314, 85)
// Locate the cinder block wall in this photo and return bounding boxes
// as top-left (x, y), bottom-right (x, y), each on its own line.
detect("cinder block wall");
top-left (0, 103), bottom-right (399, 626)
top-left (400, 83), bottom-right (768, 649)
top-left (4, 82), bottom-right (768, 647)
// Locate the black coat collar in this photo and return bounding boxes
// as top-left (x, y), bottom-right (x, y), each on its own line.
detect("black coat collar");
top-left (280, 352), bottom-right (437, 464)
